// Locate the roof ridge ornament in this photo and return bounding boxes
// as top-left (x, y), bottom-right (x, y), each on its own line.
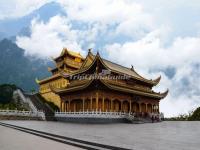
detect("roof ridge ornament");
top-left (62, 47), bottom-right (67, 54)
top-left (88, 48), bottom-right (92, 53)
top-left (35, 78), bottom-right (40, 84)
top-left (96, 51), bottom-right (100, 56)
top-left (161, 89), bottom-right (169, 98)
top-left (131, 65), bottom-right (134, 70)
top-left (153, 75), bottom-right (161, 86)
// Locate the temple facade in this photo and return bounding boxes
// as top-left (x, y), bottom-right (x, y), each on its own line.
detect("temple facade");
top-left (37, 48), bottom-right (168, 116)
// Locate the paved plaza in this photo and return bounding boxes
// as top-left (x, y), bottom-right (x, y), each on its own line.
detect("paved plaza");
top-left (1, 121), bottom-right (200, 150)
top-left (0, 124), bottom-right (82, 150)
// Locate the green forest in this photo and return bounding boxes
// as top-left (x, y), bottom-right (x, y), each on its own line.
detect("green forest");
top-left (0, 84), bottom-right (26, 110)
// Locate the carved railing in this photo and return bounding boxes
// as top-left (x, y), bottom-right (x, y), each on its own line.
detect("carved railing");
top-left (55, 110), bottom-right (135, 119)
top-left (55, 111), bottom-right (163, 121)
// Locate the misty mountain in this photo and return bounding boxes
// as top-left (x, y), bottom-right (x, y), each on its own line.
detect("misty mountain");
top-left (0, 39), bottom-right (51, 91)
top-left (0, 2), bottom-right (65, 39)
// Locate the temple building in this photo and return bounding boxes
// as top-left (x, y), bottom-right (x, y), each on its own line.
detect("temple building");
top-left (36, 48), bottom-right (84, 107)
top-left (36, 48), bottom-right (168, 117)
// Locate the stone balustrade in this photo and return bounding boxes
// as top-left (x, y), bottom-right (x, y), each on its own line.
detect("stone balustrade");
top-left (55, 110), bottom-right (163, 120)
top-left (0, 109), bottom-right (46, 120)
top-left (55, 110), bottom-right (135, 119)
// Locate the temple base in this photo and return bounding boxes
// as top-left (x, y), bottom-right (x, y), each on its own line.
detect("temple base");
top-left (55, 117), bottom-right (130, 124)
top-left (55, 111), bottom-right (163, 124)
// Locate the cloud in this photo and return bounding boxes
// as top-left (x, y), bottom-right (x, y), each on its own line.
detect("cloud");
top-left (59, 0), bottom-right (142, 23)
top-left (16, 15), bottom-right (85, 58)
top-left (105, 28), bottom-right (200, 117)
top-left (16, 0), bottom-right (154, 58)
top-left (0, 0), bottom-right (52, 20)
top-left (105, 27), bottom-right (200, 70)
top-left (14, 0), bottom-right (200, 117)
top-left (58, 0), bottom-right (155, 38)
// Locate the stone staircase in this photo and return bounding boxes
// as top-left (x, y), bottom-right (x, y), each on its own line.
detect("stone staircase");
top-left (24, 94), bottom-right (56, 121)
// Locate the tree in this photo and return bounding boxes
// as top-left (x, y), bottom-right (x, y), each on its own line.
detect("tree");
top-left (188, 107), bottom-right (200, 121)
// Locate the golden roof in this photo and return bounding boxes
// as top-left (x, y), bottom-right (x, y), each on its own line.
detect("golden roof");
top-left (54, 48), bottom-right (84, 60)
top-left (36, 73), bottom-right (61, 84)
top-left (50, 79), bottom-right (168, 99)
top-left (61, 51), bottom-right (161, 86)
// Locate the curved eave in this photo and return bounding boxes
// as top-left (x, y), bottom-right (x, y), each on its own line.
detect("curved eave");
top-left (152, 75), bottom-right (161, 86)
top-left (130, 68), bottom-right (147, 80)
top-left (50, 79), bottom-right (94, 94)
top-left (35, 78), bottom-right (40, 84)
top-left (60, 53), bottom-right (159, 86)
top-left (98, 55), bottom-right (158, 86)
top-left (160, 89), bottom-right (169, 99)
top-left (36, 74), bottom-right (61, 85)
top-left (101, 80), bottom-right (166, 99)
top-left (129, 68), bottom-right (159, 86)
top-left (51, 79), bottom-right (167, 99)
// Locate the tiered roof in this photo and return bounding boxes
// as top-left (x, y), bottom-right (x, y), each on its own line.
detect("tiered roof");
top-left (50, 79), bottom-right (168, 99)
top-left (53, 48), bottom-right (84, 61)
top-left (52, 50), bottom-right (168, 99)
top-left (36, 48), bottom-right (84, 84)
top-left (61, 51), bottom-right (161, 86)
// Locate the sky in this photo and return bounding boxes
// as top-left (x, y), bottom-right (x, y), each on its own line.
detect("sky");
top-left (0, 0), bottom-right (200, 117)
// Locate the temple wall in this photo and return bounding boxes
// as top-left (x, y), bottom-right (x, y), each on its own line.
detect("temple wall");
top-left (38, 77), bottom-right (69, 110)
top-left (40, 91), bottom-right (61, 108)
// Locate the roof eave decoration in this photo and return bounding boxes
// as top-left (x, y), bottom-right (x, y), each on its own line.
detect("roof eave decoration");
top-left (35, 78), bottom-right (40, 84)
top-left (95, 53), bottom-right (159, 85)
top-left (160, 89), bottom-right (169, 98)
top-left (36, 74), bottom-right (61, 84)
top-left (50, 79), bottom-right (94, 94)
top-left (152, 75), bottom-right (161, 86)
top-left (100, 79), bottom-right (165, 99)
top-left (98, 56), bottom-right (156, 85)
top-left (130, 66), bottom-right (161, 86)
top-left (52, 78), bottom-right (166, 99)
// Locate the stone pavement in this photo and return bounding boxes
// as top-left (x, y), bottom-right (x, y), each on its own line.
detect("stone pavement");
top-left (0, 125), bottom-right (82, 150)
top-left (1, 121), bottom-right (200, 150)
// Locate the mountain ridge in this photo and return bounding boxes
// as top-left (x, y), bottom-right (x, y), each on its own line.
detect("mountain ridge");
top-left (0, 39), bottom-right (51, 91)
